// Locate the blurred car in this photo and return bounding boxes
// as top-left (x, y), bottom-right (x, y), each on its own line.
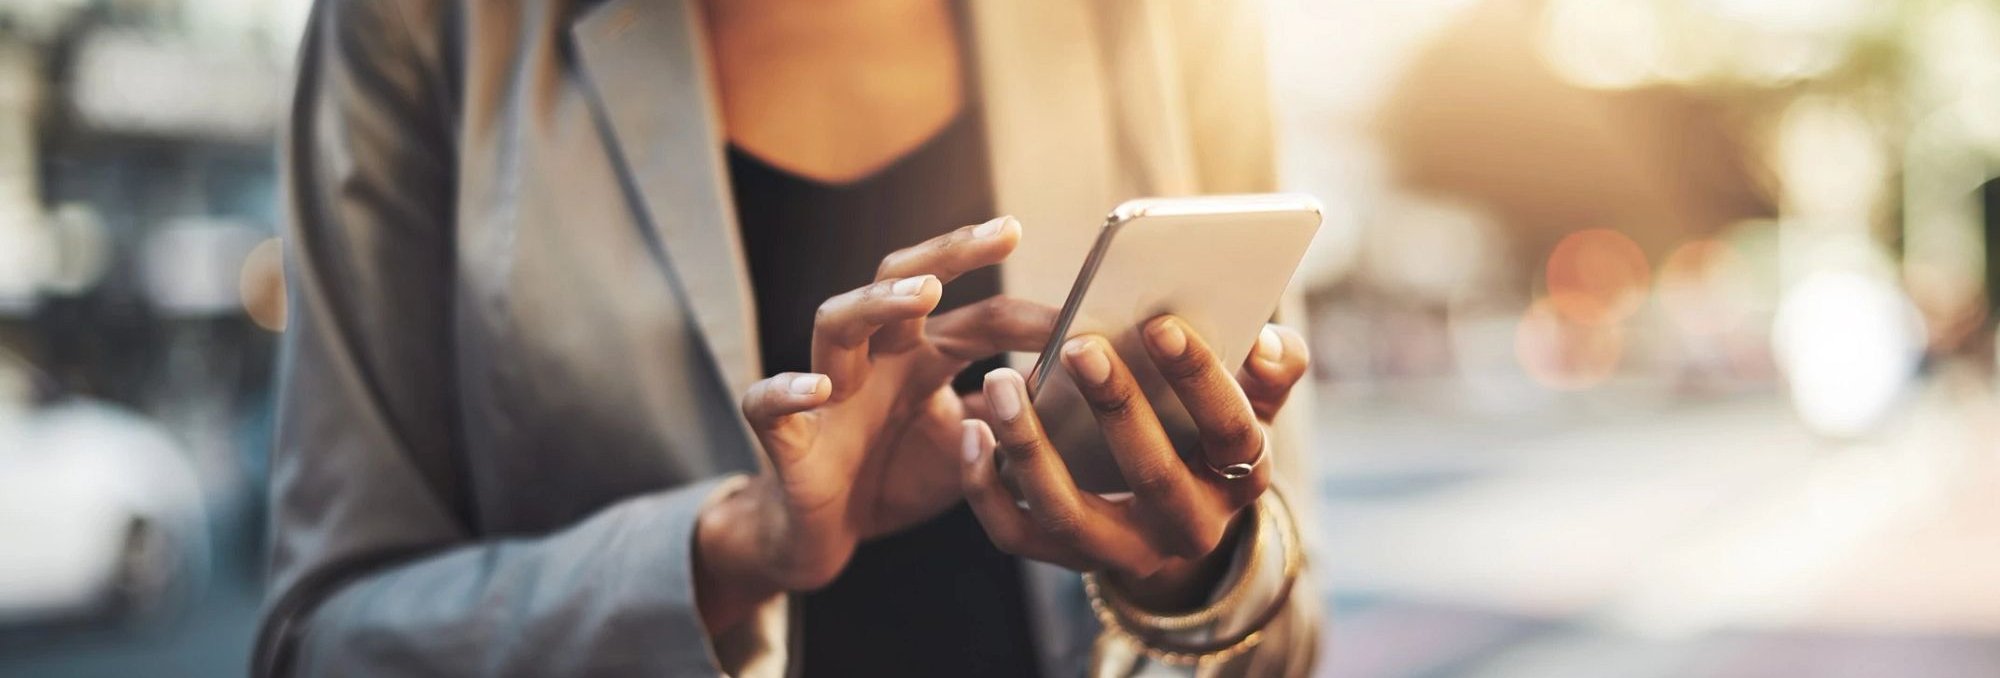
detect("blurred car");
top-left (0, 394), bottom-right (210, 627)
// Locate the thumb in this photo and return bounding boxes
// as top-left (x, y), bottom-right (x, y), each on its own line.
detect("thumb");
top-left (741, 372), bottom-right (831, 470)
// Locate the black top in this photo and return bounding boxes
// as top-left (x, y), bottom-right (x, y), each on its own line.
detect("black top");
top-left (726, 24), bottom-right (1044, 678)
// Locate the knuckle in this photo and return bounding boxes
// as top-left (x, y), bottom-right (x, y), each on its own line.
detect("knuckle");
top-left (933, 227), bottom-right (965, 252)
top-left (1157, 351), bottom-right (1210, 382)
top-left (1203, 421), bottom-right (1261, 456)
top-left (1034, 508), bottom-right (1088, 545)
top-left (999, 437), bottom-right (1048, 464)
top-left (813, 298), bottom-right (843, 326)
top-left (978, 297), bottom-right (1008, 325)
top-left (1087, 387), bottom-right (1141, 420)
top-left (1128, 454), bottom-right (1184, 496)
top-left (1128, 464), bottom-right (1182, 499)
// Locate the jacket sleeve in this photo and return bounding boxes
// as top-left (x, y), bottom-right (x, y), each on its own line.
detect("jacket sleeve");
top-left (254, 1), bottom-right (776, 675)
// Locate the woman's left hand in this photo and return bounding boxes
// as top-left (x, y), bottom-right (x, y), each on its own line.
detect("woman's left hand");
top-left (961, 317), bottom-right (1310, 610)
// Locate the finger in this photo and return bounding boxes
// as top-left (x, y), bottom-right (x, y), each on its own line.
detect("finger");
top-left (1239, 324), bottom-right (1309, 422)
top-left (982, 368), bottom-right (1158, 574)
top-left (927, 296), bottom-right (1059, 362)
top-left (740, 372), bottom-right (830, 469)
top-left (872, 216), bottom-right (1023, 351)
top-left (1142, 316), bottom-right (1270, 504)
top-left (811, 276), bottom-right (941, 397)
top-left (960, 420), bottom-right (1084, 569)
top-left (1060, 335), bottom-right (1220, 559)
top-left (874, 215), bottom-right (1022, 284)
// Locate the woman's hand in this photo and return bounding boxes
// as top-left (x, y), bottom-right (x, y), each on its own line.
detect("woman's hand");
top-left (961, 317), bottom-right (1310, 610)
top-left (694, 216), bottom-right (1055, 631)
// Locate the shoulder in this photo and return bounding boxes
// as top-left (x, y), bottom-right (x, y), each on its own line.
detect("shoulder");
top-left (306, 0), bottom-right (605, 92)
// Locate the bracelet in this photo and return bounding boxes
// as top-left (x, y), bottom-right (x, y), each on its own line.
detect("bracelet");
top-left (1096, 498), bottom-right (1265, 631)
top-left (1083, 489), bottom-right (1305, 666)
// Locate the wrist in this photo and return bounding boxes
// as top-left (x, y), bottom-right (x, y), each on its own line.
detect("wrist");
top-left (1107, 511), bottom-right (1250, 611)
top-left (693, 477), bottom-right (784, 634)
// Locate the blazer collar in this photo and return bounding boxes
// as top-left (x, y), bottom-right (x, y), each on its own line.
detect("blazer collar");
top-left (570, 0), bottom-right (763, 396)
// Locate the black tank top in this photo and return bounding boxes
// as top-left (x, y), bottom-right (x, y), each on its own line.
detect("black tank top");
top-left (726, 11), bottom-right (1044, 676)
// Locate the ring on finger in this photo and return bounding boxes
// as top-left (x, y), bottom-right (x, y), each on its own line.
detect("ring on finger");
top-left (1206, 428), bottom-right (1268, 481)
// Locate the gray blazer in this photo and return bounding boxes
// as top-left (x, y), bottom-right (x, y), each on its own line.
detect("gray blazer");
top-left (260, 0), bottom-right (1319, 676)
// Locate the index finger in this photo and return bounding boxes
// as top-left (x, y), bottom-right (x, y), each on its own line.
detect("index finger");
top-left (874, 215), bottom-right (1021, 285)
top-left (872, 216), bottom-right (1022, 351)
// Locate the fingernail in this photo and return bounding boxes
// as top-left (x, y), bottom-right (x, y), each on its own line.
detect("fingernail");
top-left (789, 373), bottom-right (826, 395)
top-left (1256, 326), bottom-right (1284, 363)
top-left (892, 275), bottom-right (929, 296)
top-left (985, 369), bottom-right (1023, 421)
top-left (1064, 337), bottom-right (1111, 385)
top-left (1148, 318), bottom-right (1187, 358)
top-left (961, 420), bottom-right (994, 464)
top-left (975, 215), bottom-right (1011, 238)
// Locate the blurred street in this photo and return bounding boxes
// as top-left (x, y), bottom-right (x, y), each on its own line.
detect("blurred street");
top-left (1315, 376), bottom-right (2000, 677)
top-left (0, 549), bottom-right (260, 677)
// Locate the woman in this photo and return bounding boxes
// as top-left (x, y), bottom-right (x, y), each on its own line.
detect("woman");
top-left (259, 0), bottom-right (1318, 676)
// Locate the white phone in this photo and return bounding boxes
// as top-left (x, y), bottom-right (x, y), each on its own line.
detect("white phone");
top-left (1026, 194), bottom-right (1322, 494)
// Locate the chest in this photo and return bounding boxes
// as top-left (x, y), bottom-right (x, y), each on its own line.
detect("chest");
top-left (700, 0), bottom-right (968, 183)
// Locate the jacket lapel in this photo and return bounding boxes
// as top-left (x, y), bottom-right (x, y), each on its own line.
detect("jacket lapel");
top-left (571, 0), bottom-right (762, 395)
top-left (967, 0), bottom-right (1118, 315)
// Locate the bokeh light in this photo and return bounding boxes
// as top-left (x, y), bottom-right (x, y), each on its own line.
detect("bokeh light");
top-left (1516, 296), bottom-right (1626, 391)
top-left (239, 237), bottom-right (285, 333)
top-left (1546, 228), bottom-right (1652, 327)
top-left (1656, 239), bottom-right (1754, 338)
top-left (1771, 271), bottom-right (1925, 438)
top-left (1538, 0), bottom-right (1667, 90)
top-left (1776, 98), bottom-right (1887, 220)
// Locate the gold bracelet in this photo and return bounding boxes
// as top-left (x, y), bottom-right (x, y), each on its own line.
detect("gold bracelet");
top-left (1083, 489), bottom-right (1306, 666)
top-left (1086, 574), bottom-right (1268, 666)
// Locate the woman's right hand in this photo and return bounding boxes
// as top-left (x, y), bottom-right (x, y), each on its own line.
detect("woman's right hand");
top-left (692, 216), bottom-right (1055, 631)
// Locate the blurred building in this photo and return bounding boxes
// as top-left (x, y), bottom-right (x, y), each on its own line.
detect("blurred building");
top-left (0, 1), bottom-right (303, 673)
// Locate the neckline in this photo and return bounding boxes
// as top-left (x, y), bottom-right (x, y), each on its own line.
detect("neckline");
top-left (725, 105), bottom-right (971, 190)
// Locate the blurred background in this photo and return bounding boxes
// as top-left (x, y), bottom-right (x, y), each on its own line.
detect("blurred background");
top-left (0, 0), bottom-right (1997, 676)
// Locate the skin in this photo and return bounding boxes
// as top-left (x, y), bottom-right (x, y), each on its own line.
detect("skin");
top-left (694, 217), bottom-right (1312, 631)
top-left (691, 0), bottom-right (1314, 635)
top-left (967, 321), bottom-right (1310, 610)
top-left (702, 0), bottom-right (964, 183)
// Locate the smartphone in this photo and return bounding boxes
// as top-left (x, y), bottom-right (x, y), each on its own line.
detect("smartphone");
top-left (1025, 194), bottom-right (1322, 494)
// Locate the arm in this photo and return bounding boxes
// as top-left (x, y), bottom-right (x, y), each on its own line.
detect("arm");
top-left (255, 1), bottom-right (774, 674)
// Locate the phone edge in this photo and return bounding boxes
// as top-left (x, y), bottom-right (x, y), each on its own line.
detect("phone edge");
top-left (1026, 212), bottom-right (1128, 398)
